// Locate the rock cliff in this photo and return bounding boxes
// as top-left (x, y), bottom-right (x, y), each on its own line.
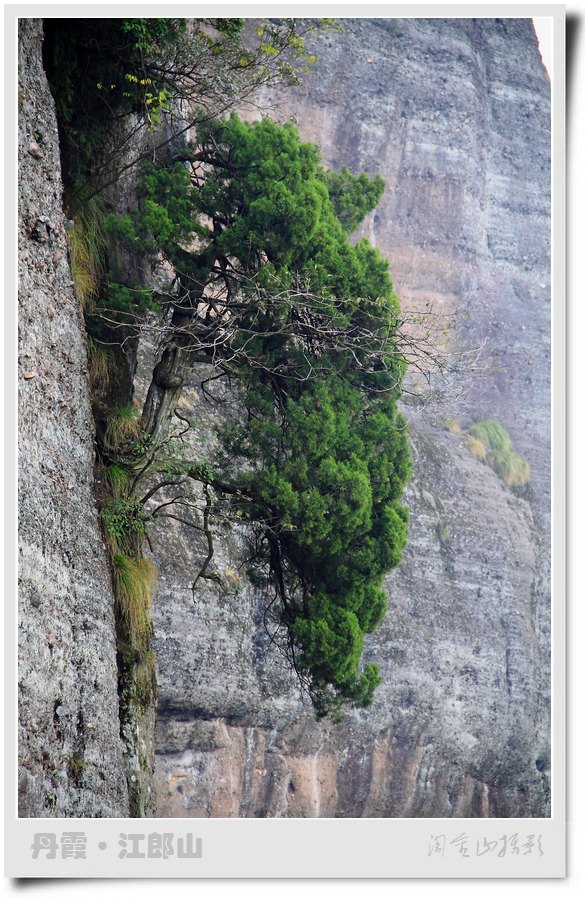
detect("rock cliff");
top-left (18, 19), bottom-right (129, 817)
top-left (152, 18), bottom-right (551, 817)
top-left (17, 16), bottom-right (551, 819)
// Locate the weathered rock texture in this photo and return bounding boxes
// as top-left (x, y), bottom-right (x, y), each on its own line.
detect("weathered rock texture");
top-left (17, 16), bottom-right (551, 820)
top-left (18, 19), bottom-right (129, 817)
top-left (152, 18), bottom-right (551, 817)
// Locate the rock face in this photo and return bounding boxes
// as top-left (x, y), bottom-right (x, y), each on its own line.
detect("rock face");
top-left (269, 17), bottom-right (551, 534)
top-left (17, 16), bottom-right (551, 820)
top-left (18, 19), bottom-right (129, 817)
top-left (152, 18), bottom-right (551, 817)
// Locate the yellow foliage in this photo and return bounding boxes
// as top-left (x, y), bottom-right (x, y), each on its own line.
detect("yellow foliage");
top-left (466, 435), bottom-right (487, 460)
top-left (443, 417), bottom-right (462, 435)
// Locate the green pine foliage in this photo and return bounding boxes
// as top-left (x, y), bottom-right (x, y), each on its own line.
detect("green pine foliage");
top-left (220, 374), bottom-right (410, 715)
top-left (115, 114), bottom-right (398, 311)
top-left (319, 165), bottom-right (385, 233)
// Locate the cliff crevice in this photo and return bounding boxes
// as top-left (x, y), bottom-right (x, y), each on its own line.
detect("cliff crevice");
top-left (18, 19), bottom-right (129, 817)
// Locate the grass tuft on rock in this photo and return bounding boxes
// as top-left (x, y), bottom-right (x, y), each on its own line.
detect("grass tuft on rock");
top-left (466, 435), bottom-right (487, 461)
top-left (468, 419), bottom-right (530, 487)
top-left (67, 194), bottom-right (107, 307)
top-left (443, 416), bottom-right (462, 435)
top-left (104, 463), bottom-right (132, 498)
top-left (113, 553), bottom-right (158, 641)
top-left (86, 335), bottom-right (112, 392)
top-left (134, 650), bottom-right (158, 708)
top-left (104, 406), bottom-right (142, 457)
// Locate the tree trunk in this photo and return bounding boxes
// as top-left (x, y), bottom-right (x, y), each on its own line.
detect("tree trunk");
top-left (141, 339), bottom-right (187, 445)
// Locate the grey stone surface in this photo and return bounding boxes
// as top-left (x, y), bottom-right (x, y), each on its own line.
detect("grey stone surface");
top-left (17, 20), bottom-right (129, 817)
top-left (16, 16), bottom-right (551, 820)
top-left (152, 18), bottom-right (550, 818)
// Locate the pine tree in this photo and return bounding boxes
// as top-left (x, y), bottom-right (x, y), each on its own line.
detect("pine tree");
top-left (103, 113), bottom-right (412, 715)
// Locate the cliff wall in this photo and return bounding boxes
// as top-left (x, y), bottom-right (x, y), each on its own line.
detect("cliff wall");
top-left (18, 19), bottom-right (129, 817)
top-left (152, 18), bottom-right (551, 817)
top-left (16, 16), bottom-right (551, 819)
top-left (269, 18), bottom-right (551, 533)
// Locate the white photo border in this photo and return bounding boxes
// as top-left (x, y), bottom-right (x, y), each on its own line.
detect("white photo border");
top-left (4, 2), bottom-right (566, 880)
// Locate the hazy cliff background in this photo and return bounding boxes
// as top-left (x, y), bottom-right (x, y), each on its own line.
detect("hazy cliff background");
top-left (18, 17), bottom-right (551, 818)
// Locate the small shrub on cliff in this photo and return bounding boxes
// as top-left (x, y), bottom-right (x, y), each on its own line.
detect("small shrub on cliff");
top-left (467, 419), bottom-right (530, 487)
top-left (101, 496), bottom-right (146, 556)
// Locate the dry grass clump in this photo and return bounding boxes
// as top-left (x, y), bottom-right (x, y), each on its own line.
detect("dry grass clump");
top-left (443, 417), bottom-right (462, 435)
top-left (86, 336), bottom-right (112, 392)
top-left (466, 435), bottom-right (487, 460)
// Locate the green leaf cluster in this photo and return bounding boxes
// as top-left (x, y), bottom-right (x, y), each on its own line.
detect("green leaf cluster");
top-left (119, 18), bottom-right (188, 54)
top-left (222, 373), bottom-right (410, 715)
top-left (43, 17), bottom-right (336, 185)
top-left (101, 496), bottom-right (146, 556)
